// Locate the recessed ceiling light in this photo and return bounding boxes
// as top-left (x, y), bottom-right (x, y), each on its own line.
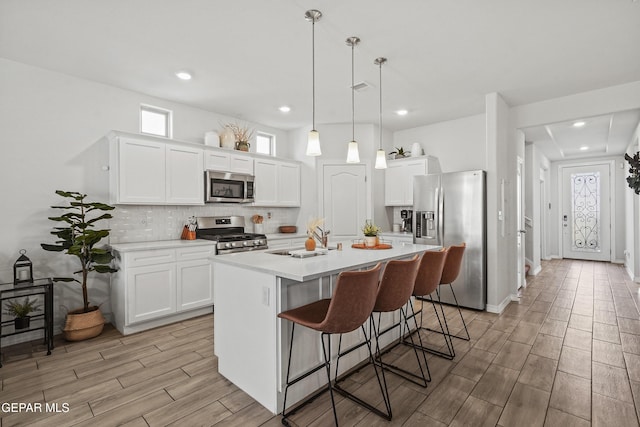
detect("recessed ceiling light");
top-left (175, 71), bottom-right (192, 80)
top-left (396, 109), bottom-right (408, 116)
top-left (279, 106), bottom-right (291, 113)
top-left (573, 121), bottom-right (586, 127)
top-left (580, 146), bottom-right (589, 151)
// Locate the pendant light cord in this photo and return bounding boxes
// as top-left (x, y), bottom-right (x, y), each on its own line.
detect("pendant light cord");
top-left (312, 19), bottom-right (316, 130)
top-left (379, 61), bottom-right (382, 149)
top-left (351, 42), bottom-right (355, 141)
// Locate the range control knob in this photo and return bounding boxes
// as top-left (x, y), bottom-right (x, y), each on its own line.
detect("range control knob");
top-left (243, 241), bottom-right (253, 247)
top-left (254, 240), bottom-right (262, 246)
top-left (225, 242), bottom-right (233, 248)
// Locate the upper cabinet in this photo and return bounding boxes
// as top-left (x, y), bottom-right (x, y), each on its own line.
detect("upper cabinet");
top-left (109, 132), bottom-right (204, 205)
top-left (384, 156), bottom-right (441, 206)
top-left (204, 150), bottom-right (253, 175)
top-left (253, 158), bottom-right (301, 207)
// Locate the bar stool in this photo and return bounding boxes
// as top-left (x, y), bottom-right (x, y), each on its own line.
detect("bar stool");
top-left (423, 243), bottom-right (469, 347)
top-left (365, 254), bottom-right (431, 388)
top-left (278, 263), bottom-right (387, 426)
top-left (404, 248), bottom-right (455, 359)
top-left (333, 253), bottom-right (427, 418)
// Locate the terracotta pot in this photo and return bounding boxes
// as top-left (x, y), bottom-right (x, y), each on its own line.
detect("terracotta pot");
top-left (305, 237), bottom-right (316, 251)
top-left (63, 306), bottom-right (105, 341)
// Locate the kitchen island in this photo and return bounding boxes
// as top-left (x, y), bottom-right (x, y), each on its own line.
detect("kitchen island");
top-left (211, 242), bottom-right (439, 414)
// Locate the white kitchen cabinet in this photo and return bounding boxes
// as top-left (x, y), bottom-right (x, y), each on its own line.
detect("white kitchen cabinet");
top-left (109, 132), bottom-right (204, 205)
top-left (204, 150), bottom-right (254, 175)
top-left (110, 242), bottom-right (215, 335)
top-left (166, 144), bottom-right (204, 204)
top-left (379, 232), bottom-right (414, 247)
top-left (253, 159), bottom-right (301, 206)
top-left (127, 263), bottom-right (177, 324)
top-left (384, 156), bottom-right (440, 206)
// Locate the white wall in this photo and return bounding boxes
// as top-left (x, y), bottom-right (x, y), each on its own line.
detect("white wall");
top-left (393, 114), bottom-right (486, 172)
top-left (625, 125), bottom-right (640, 281)
top-left (524, 143), bottom-right (550, 274)
top-left (0, 58), bottom-right (292, 333)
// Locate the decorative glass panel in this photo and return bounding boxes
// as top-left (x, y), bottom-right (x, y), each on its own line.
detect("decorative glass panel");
top-left (571, 172), bottom-right (600, 252)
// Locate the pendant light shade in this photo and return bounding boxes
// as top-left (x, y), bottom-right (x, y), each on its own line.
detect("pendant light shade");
top-left (346, 36), bottom-right (360, 163)
top-left (305, 10), bottom-right (322, 156)
top-left (374, 57), bottom-right (387, 169)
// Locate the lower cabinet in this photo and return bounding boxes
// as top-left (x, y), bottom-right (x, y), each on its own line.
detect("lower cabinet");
top-left (111, 244), bottom-right (215, 335)
top-left (266, 236), bottom-right (307, 250)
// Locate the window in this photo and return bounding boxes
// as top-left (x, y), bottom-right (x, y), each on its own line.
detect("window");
top-left (140, 104), bottom-right (172, 138)
top-left (256, 132), bottom-right (275, 156)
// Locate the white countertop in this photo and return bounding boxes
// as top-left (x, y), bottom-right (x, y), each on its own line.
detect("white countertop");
top-left (109, 239), bottom-right (216, 252)
top-left (379, 231), bottom-right (414, 238)
top-left (265, 233), bottom-right (307, 241)
top-left (211, 242), bottom-right (440, 282)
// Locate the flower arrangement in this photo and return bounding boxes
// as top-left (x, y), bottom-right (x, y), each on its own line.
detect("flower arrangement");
top-left (223, 122), bottom-right (254, 143)
top-left (362, 220), bottom-right (381, 237)
top-left (306, 217), bottom-right (324, 238)
top-left (389, 147), bottom-right (410, 158)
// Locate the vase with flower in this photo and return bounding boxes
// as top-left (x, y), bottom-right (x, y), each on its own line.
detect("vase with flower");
top-left (362, 220), bottom-right (381, 247)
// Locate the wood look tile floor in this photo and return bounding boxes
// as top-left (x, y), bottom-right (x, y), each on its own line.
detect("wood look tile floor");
top-left (2, 259), bottom-right (640, 426)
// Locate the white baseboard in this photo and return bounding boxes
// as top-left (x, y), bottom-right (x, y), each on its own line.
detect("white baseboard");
top-left (626, 265), bottom-right (640, 283)
top-left (532, 265), bottom-right (542, 275)
top-left (613, 259), bottom-right (625, 265)
top-left (486, 295), bottom-right (512, 314)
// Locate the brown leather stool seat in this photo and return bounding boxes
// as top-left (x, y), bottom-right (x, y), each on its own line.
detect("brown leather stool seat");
top-left (404, 248), bottom-right (456, 359)
top-left (278, 263), bottom-right (387, 426)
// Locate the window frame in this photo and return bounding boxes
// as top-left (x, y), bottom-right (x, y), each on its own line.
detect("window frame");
top-left (255, 131), bottom-right (276, 156)
top-left (140, 104), bottom-right (173, 138)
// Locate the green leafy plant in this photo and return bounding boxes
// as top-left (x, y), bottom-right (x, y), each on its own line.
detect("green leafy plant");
top-left (625, 152), bottom-right (640, 195)
top-left (389, 147), bottom-right (410, 158)
top-left (4, 297), bottom-right (41, 318)
top-left (362, 220), bottom-right (381, 237)
top-left (41, 191), bottom-right (118, 313)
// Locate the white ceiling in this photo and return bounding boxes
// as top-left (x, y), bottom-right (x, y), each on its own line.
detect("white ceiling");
top-left (1, 0), bottom-right (640, 155)
top-left (522, 109), bottom-right (640, 161)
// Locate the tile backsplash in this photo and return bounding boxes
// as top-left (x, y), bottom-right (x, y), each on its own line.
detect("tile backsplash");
top-left (109, 205), bottom-right (300, 243)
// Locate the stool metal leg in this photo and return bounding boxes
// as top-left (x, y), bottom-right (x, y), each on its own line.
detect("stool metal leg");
top-left (405, 292), bottom-right (456, 360)
top-left (448, 284), bottom-right (471, 341)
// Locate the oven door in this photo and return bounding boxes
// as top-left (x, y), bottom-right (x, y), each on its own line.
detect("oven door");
top-left (205, 171), bottom-right (254, 203)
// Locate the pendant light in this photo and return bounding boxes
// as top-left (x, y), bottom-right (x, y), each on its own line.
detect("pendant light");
top-left (374, 57), bottom-right (388, 169)
top-left (346, 36), bottom-right (360, 163)
top-left (305, 10), bottom-right (322, 156)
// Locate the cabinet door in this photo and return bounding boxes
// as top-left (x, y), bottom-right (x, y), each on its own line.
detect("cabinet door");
top-left (403, 160), bottom-right (428, 205)
top-left (230, 154), bottom-right (254, 175)
top-left (277, 163), bottom-right (301, 206)
top-left (166, 144), bottom-right (204, 205)
top-left (253, 160), bottom-right (278, 205)
top-left (204, 151), bottom-right (230, 171)
top-left (177, 259), bottom-right (214, 310)
top-left (127, 264), bottom-right (176, 324)
top-left (384, 163), bottom-right (405, 206)
top-left (118, 137), bottom-right (166, 204)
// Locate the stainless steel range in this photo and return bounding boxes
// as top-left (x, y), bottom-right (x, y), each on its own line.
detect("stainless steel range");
top-left (196, 216), bottom-right (268, 254)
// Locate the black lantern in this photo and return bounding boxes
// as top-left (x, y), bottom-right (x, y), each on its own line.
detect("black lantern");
top-left (14, 249), bottom-right (34, 286)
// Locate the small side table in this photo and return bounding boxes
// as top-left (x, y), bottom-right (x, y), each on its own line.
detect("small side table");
top-left (0, 278), bottom-right (54, 367)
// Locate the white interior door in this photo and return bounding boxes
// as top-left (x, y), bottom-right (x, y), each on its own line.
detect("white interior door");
top-left (561, 163), bottom-right (611, 261)
top-left (322, 164), bottom-right (367, 240)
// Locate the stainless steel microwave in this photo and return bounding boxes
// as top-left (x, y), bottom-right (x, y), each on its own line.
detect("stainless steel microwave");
top-left (205, 171), bottom-right (255, 203)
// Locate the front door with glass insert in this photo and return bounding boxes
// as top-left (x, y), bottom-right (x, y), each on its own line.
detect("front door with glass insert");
top-left (561, 163), bottom-right (611, 261)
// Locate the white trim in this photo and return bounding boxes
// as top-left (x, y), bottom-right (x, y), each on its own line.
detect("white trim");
top-left (486, 295), bottom-right (512, 314)
top-left (532, 265), bottom-right (542, 275)
top-left (626, 264), bottom-right (640, 282)
top-left (557, 160), bottom-right (615, 262)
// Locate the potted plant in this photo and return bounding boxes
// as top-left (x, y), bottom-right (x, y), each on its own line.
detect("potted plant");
top-left (362, 220), bottom-right (381, 247)
top-left (389, 147), bottom-right (410, 159)
top-left (41, 190), bottom-right (118, 341)
top-left (625, 152), bottom-right (640, 195)
top-left (4, 297), bottom-right (41, 330)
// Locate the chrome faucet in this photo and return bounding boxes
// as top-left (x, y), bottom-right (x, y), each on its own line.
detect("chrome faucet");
top-left (313, 226), bottom-right (330, 248)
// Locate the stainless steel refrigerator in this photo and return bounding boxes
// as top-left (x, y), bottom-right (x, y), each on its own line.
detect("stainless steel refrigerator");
top-left (413, 170), bottom-right (487, 310)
